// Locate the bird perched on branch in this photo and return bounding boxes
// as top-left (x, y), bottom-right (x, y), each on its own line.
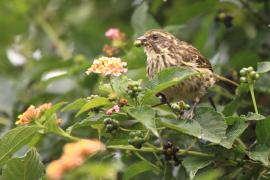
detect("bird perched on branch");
top-left (134, 29), bottom-right (238, 119)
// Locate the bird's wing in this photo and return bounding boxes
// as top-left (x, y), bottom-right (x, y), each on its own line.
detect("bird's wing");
top-left (178, 42), bottom-right (213, 71)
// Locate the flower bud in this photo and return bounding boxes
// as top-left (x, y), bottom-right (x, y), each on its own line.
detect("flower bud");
top-left (247, 66), bottom-right (254, 73)
top-left (240, 77), bottom-right (247, 83)
top-left (240, 69), bottom-right (247, 76)
top-left (255, 73), bottom-right (260, 79)
top-left (250, 71), bottom-right (257, 78)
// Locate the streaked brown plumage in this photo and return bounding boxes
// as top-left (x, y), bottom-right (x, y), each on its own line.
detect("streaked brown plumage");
top-left (134, 29), bottom-right (237, 118)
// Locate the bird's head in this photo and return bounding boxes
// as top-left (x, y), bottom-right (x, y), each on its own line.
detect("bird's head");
top-left (134, 29), bottom-right (178, 54)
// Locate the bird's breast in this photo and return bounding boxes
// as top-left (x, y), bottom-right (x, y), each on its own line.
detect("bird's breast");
top-left (146, 53), bottom-right (178, 79)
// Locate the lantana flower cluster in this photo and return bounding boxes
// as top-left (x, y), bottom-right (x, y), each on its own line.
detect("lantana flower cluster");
top-left (16, 103), bottom-right (52, 125)
top-left (46, 139), bottom-right (105, 180)
top-left (103, 28), bottom-right (126, 56)
top-left (105, 28), bottom-right (125, 41)
top-left (86, 56), bottom-right (127, 77)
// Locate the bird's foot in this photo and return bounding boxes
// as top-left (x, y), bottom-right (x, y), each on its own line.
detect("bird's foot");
top-left (180, 109), bottom-right (195, 120)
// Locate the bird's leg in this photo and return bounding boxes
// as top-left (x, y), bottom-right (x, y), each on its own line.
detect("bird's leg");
top-left (208, 96), bottom-right (217, 111)
top-left (182, 98), bottom-right (200, 119)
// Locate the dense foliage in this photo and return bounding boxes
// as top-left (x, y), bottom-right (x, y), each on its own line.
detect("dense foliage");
top-left (0, 0), bottom-right (270, 179)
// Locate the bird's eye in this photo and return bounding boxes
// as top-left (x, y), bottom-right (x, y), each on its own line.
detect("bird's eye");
top-left (152, 35), bottom-right (159, 40)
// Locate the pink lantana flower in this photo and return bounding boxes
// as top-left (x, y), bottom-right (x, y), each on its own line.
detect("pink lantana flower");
top-left (105, 28), bottom-right (125, 40)
top-left (106, 105), bottom-right (121, 115)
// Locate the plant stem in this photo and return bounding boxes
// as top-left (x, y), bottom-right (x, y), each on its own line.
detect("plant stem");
top-left (248, 82), bottom-right (259, 114)
top-left (36, 15), bottom-right (71, 59)
top-left (119, 127), bottom-right (165, 132)
top-left (134, 152), bottom-right (160, 171)
top-left (108, 77), bottom-right (115, 93)
top-left (106, 145), bottom-right (215, 158)
top-left (236, 138), bottom-right (247, 152)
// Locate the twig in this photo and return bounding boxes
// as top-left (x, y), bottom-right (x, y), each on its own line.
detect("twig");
top-left (239, 0), bottom-right (270, 25)
top-left (133, 152), bottom-right (160, 171)
top-left (106, 145), bottom-right (215, 158)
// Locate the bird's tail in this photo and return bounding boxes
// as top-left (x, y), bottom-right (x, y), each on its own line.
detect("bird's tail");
top-left (214, 74), bottom-right (239, 87)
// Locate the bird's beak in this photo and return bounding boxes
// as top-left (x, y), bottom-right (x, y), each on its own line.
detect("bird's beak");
top-left (134, 36), bottom-right (147, 47)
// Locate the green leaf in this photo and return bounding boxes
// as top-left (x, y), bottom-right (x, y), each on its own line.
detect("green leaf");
top-left (248, 144), bottom-right (270, 166)
top-left (76, 97), bottom-right (111, 117)
top-left (220, 117), bottom-right (248, 149)
top-left (61, 98), bottom-right (87, 112)
top-left (2, 149), bottom-right (44, 180)
top-left (158, 118), bottom-right (201, 139)
top-left (182, 156), bottom-right (212, 180)
top-left (257, 61), bottom-right (270, 73)
top-left (131, 1), bottom-right (159, 37)
top-left (123, 161), bottom-right (154, 180)
top-left (256, 117), bottom-right (270, 147)
top-left (159, 108), bottom-right (227, 144)
top-left (195, 107), bottom-right (227, 144)
top-left (194, 169), bottom-right (224, 180)
top-left (66, 114), bottom-right (104, 133)
top-left (127, 106), bottom-right (159, 137)
top-left (44, 115), bottom-right (78, 141)
top-left (0, 126), bottom-right (39, 165)
top-left (143, 67), bottom-right (199, 102)
top-left (242, 112), bottom-right (265, 121)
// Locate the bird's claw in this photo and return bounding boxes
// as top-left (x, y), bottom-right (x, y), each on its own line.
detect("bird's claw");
top-left (181, 109), bottom-right (195, 120)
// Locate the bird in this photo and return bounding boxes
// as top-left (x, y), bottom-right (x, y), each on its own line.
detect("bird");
top-left (134, 29), bottom-right (238, 119)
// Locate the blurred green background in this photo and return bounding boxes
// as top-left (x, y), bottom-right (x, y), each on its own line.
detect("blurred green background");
top-left (0, 1), bottom-right (269, 177)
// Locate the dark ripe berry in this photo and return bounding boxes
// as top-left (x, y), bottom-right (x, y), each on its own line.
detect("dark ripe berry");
top-left (223, 15), bottom-right (233, 28)
top-left (172, 146), bottom-right (179, 153)
top-left (167, 141), bottom-right (173, 147)
top-left (174, 159), bottom-right (181, 166)
top-left (134, 142), bottom-right (142, 149)
top-left (163, 141), bottom-right (173, 149)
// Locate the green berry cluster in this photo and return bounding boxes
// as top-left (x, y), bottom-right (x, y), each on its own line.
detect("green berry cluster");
top-left (171, 101), bottom-right (190, 111)
top-left (239, 67), bottom-right (260, 83)
top-left (128, 131), bottom-right (145, 149)
top-left (126, 81), bottom-right (142, 98)
top-left (163, 141), bottom-right (181, 166)
top-left (104, 118), bottom-right (119, 134)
